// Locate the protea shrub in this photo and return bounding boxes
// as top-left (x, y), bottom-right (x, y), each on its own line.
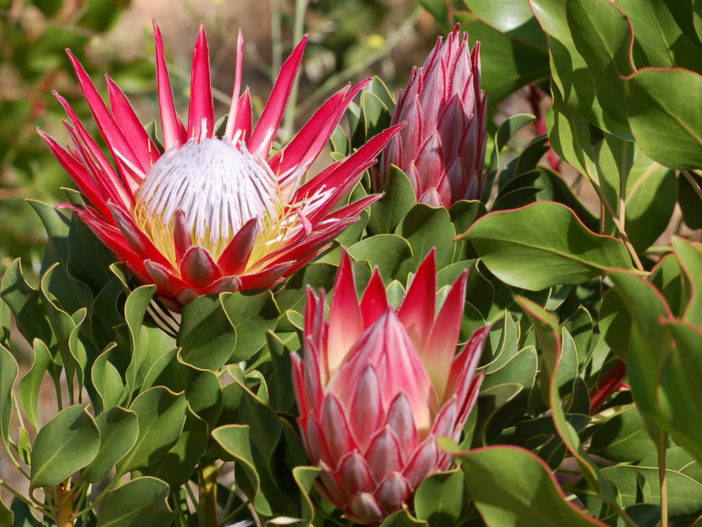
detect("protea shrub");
top-left (379, 26), bottom-right (487, 208)
top-left (291, 250), bottom-right (488, 523)
top-left (39, 23), bottom-right (399, 308)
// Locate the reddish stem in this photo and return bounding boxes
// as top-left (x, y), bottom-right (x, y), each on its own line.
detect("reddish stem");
top-left (589, 360), bottom-right (627, 414)
top-left (526, 85), bottom-right (561, 172)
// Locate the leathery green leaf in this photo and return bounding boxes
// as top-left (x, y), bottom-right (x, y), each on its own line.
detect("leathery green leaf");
top-left (626, 68), bottom-right (702, 170)
top-left (0, 344), bottom-right (18, 449)
top-left (18, 339), bottom-right (52, 432)
top-left (464, 202), bottom-right (633, 290)
top-left (30, 405), bottom-right (99, 488)
top-left (83, 407), bottom-right (138, 483)
top-left (96, 476), bottom-right (172, 527)
top-left (448, 444), bottom-right (607, 526)
top-left (116, 387), bottom-right (186, 475)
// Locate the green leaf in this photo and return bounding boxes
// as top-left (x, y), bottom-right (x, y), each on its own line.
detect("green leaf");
top-left (465, 0), bottom-right (544, 44)
top-left (534, 168), bottom-right (599, 231)
top-left (672, 237), bottom-right (702, 325)
top-left (496, 114), bottom-right (536, 152)
top-left (123, 285), bottom-right (157, 395)
top-left (0, 344), bottom-right (18, 450)
top-left (0, 495), bottom-right (12, 527)
top-left (18, 339), bottom-right (51, 432)
top-left (518, 297), bottom-right (620, 509)
top-left (618, 149), bottom-right (676, 252)
top-left (347, 235), bottom-right (413, 279)
top-left (449, 200), bottom-right (486, 260)
top-left (212, 425), bottom-right (265, 513)
top-left (626, 68), bottom-right (702, 170)
top-left (368, 166), bottom-right (417, 235)
top-left (96, 477), bottom-right (172, 527)
top-left (67, 213), bottom-right (115, 292)
top-left (379, 509), bottom-right (427, 526)
top-left (274, 262), bottom-right (337, 318)
top-left (419, 0), bottom-right (450, 31)
top-left (141, 349), bottom-right (223, 427)
top-left (678, 171), bottom-right (702, 229)
top-left (91, 344), bottom-right (126, 411)
top-left (142, 408), bottom-right (208, 487)
top-left (414, 468), bottom-right (466, 525)
top-left (116, 387), bottom-right (187, 475)
top-left (589, 406), bottom-right (657, 462)
top-left (395, 204), bottom-right (454, 278)
top-left (607, 271), bottom-right (671, 417)
top-left (461, 20), bottom-right (549, 104)
top-left (31, 0), bottom-right (62, 16)
top-left (546, 89), bottom-right (598, 181)
top-left (617, 0), bottom-right (702, 71)
top-left (657, 319), bottom-right (702, 465)
top-left (566, 0), bottom-right (634, 135)
top-left (221, 291), bottom-right (279, 362)
top-left (532, 0), bottom-right (629, 137)
top-left (1, 259), bottom-right (53, 347)
top-left (83, 407), bottom-right (139, 483)
top-left (30, 405), bottom-right (100, 488)
top-left (463, 202), bottom-right (633, 290)
top-left (178, 295), bottom-right (236, 370)
top-left (454, 445), bottom-right (606, 526)
top-left (292, 465), bottom-right (321, 525)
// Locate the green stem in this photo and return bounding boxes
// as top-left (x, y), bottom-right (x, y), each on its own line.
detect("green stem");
top-left (297, 8), bottom-right (421, 116)
top-left (659, 431), bottom-right (669, 527)
top-left (280, 0), bottom-right (309, 142)
top-left (589, 179), bottom-right (644, 271)
top-left (0, 480), bottom-right (51, 514)
top-left (198, 463), bottom-right (221, 527)
top-left (270, 0), bottom-right (282, 74)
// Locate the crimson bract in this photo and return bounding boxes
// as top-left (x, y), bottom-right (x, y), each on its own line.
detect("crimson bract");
top-left (40, 23), bottom-right (399, 308)
top-left (292, 250), bottom-right (488, 523)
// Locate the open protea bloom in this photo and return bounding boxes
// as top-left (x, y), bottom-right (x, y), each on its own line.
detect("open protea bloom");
top-left (379, 26), bottom-right (487, 208)
top-left (39, 23), bottom-right (399, 308)
top-left (291, 250), bottom-right (488, 523)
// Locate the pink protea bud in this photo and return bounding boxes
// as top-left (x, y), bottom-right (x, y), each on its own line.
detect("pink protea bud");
top-left (292, 250), bottom-right (489, 524)
top-left (379, 26), bottom-right (488, 208)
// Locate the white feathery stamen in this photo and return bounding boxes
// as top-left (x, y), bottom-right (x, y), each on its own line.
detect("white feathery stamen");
top-left (136, 138), bottom-right (277, 252)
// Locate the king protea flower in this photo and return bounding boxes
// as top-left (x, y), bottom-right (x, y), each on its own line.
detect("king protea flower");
top-left (379, 26), bottom-right (487, 208)
top-left (39, 23), bottom-right (400, 308)
top-left (291, 250), bottom-right (488, 523)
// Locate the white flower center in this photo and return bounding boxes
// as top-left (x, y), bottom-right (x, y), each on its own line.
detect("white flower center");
top-left (134, 138), bottom-right (278, 261)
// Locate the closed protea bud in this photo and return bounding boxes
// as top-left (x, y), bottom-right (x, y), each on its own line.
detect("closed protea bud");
top-left (291, 250), bottom-right (488, 524)
top-left (379, 26), bottom-right (487, 207)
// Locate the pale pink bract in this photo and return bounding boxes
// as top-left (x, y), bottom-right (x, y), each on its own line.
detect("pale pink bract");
top-left (40, 23), bottom-right (399, 308)
top-left (379, 26), bottom-right (487, 208)
top-left (292, 250), bottom-right (488, 523)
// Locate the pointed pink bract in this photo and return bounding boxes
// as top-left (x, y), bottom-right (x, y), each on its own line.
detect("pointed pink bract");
top-left (293, 250), bottom-right (487, 524)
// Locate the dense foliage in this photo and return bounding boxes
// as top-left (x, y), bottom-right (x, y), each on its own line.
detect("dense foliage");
top-left (1, 0), bottom-right (701, 526)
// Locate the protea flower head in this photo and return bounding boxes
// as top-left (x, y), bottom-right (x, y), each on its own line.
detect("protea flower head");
top-left (39, 23), bottom-right (400, 308)
top-left (291, 250), bottom-right (488, 523)
top-left (379, 26), bottom-right (487, 208)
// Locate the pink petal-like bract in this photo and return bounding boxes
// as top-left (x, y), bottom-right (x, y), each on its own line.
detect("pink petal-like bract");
top-left (40, 23), bottom-right (399, 307)
top-left (379, 26), bottom-right (487, 208)
top-left (293, 250), bottom-right (489, 523)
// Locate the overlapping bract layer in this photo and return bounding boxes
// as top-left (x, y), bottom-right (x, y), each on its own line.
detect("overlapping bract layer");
top-left (292, 251), bottom-right (488, 523)
top-left (39, 23), bottom-right (399, 308)
top-left (380, 26), bottom-right (487, 208)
